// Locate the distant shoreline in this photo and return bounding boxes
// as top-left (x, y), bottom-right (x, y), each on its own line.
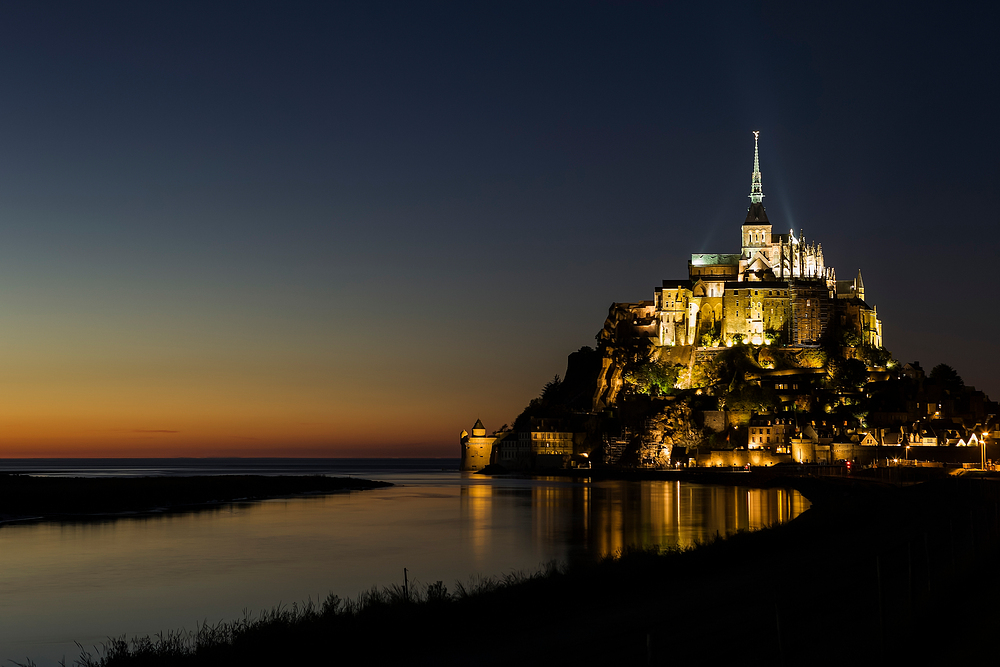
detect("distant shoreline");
top-left (0, 474), bottom-right (392, 524)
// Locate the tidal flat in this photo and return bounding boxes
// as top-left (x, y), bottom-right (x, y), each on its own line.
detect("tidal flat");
top-left (0, 474), bottom-right (391, 523)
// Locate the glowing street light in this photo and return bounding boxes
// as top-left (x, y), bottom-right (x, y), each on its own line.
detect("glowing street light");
top-left (982, 432), bottom-right (988, 471)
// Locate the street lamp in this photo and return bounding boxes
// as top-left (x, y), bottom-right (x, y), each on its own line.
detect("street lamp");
top-left (982, 432), bottom-right (989, 471)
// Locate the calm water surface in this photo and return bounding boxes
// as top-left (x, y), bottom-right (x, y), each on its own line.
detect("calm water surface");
top-left (0, 459), bottom-right (810, 665)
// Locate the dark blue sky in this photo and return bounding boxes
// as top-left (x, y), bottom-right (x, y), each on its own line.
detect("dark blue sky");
top-left (0, 2), bottom-right (995, 454)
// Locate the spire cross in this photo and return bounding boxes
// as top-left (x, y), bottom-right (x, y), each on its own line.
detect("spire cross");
top-left (749, 131), bottom-right (764, 204)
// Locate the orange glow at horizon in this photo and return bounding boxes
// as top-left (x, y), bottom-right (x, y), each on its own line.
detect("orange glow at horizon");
top-left (0, 257), bottom-right (566, 459)
top-left (0, 349), bottom-right (527, 457)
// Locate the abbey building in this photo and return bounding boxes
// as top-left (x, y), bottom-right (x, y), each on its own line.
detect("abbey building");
top-left (461, 132), bottom-right (892, 472)
top-left (650, 132), bottom-right (881, 349)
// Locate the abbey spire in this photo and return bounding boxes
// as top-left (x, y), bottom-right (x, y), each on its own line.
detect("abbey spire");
top-left (744, 130), bottom-right (769, 225)
top-left (749, 130), bottom-right (764, 204)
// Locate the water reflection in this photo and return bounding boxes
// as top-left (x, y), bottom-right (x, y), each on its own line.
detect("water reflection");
top-left (459, 483), bottom-right (493, 558)
top-left (462, 479), bottom-right (810, 561)
top-left (2, 474), bottom-right (808, 666)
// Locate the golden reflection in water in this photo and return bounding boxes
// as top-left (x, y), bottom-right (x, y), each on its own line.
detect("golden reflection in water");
top-left (459, 482), bottom-right (492, 558)
top-left (0, 478), bottom-right (812, 665)
top-left (463, 480), bottom-right (811, 559)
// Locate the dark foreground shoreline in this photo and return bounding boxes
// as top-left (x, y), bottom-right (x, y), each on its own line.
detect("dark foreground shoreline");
top-left (49, 475), bottom-right (1000, 667)
top-left (0, 474), bottom-right (392, 523)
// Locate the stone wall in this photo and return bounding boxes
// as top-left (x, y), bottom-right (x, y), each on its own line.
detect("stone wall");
top-left (828, 444), bottom-right (982, 466)
top-left (699, 410), bottom-right (751, 433)
top-left (461, 436), bottom-right (497, 471)
top-left (697, 449), bottom-right (792, 467)
top-left (790, 440), bottom-right (832, 464)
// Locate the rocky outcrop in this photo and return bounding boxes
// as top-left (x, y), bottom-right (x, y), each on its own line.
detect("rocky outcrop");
top-left (592, 355), bottom-right (616, 412)
top-left (647, 401), bottom-right (703, 451)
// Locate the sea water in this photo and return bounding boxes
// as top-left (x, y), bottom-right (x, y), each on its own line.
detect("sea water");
top-left (0, 459), bottom-right (809, 665)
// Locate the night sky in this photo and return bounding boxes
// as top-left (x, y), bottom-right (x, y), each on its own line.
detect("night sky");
top-left (0, 2), bottom-right (995, 456)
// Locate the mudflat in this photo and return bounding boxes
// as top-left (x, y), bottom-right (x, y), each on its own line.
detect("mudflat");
top-left (0, 474), bottom-right (391, 522)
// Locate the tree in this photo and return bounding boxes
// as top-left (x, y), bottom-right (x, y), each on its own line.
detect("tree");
top-left (512, 375), bottom-right (567, 431)
top-left (839, 328), bottom-right (862, 348)
top-left (764, 326), bottom-right (787, 346)
top-left (929, 364), bottom-right (964, 393)
top-left (700, 322), bottom-right (722, 348)
top-left (714, 346), bottom-right (759, 393)
top-left (723, 383), bottom-right (780, 413)
top-left (830, 358), bottom-right (868, 391)
top-left (622, 361), bottom-right (680, 396)
top-left (540, 375), bottom-right (562, 402)
top-left (859, 344), bottom-right (893, 369)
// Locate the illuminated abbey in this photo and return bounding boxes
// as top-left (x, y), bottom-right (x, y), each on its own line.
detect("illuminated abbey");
top-left (630, 132), bottom-right (882, 350)
top-left (462, 132), bottom-right (891, 471)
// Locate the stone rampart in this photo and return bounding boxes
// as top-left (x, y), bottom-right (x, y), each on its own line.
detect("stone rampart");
top-left (697, 449), bottom-right (792, 467)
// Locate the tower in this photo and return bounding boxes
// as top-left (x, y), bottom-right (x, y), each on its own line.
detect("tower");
top-left (460, 419), bottom-right (497, 471)
top-left (741, 131), bottom-right (772, 269)
top-left (749, 130), bottom-right (764, 205)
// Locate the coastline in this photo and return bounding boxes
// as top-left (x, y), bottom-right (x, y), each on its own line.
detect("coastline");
top-left (481, 462), bottom-right (983, 495)
top-left (0, 474), bottom-right (392, 524)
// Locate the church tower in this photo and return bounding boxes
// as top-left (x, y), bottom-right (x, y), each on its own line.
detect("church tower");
top-left (741, 131), bottom-right (774, 275)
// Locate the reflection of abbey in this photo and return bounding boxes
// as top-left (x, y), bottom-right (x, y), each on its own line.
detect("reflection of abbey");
top-left (639, 131), bottom-right (881, 350)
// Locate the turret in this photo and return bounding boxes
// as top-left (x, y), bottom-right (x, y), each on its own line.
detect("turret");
top-left (461, 419), bottom-right (496, 471)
